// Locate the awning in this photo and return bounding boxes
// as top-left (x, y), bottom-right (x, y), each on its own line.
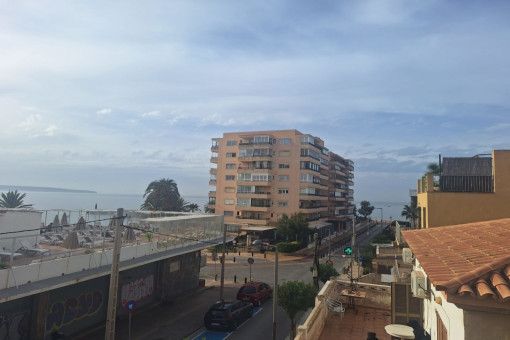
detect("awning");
top-left (240, 226), bottom-right (276, 232)
top-left (308, 221), bottom-right (332, 229)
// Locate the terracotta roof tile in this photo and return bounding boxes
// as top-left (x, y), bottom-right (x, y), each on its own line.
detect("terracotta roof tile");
top-left (402, 218), bottom-right (510, 304)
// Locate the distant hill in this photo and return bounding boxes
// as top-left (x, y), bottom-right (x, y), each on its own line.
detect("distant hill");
top-left (0, 185), bottom-right (96, 194)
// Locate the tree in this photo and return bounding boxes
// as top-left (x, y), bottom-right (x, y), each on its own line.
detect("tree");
top-left (140, 178), bottom-right (199, 212)
top-left (318, 263), bottom-right (339, 284)
top-left (358, 200), bottom-right (374, 220)
top-left (401, 202), bottom-right (419, 228)
top-left (426, 162), bottom-right (441, 175)
top-left (278, 281), bottom-right (318, 339)
top-left (275, 213), bottom-right (310, 243)
top-left (0, 190), bottom-right (33, 208)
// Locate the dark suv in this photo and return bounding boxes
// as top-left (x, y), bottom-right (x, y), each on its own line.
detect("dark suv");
top-left (204, 300), bottom-right (254, 331)
top-left (236, 282), bottom-right (272, 307)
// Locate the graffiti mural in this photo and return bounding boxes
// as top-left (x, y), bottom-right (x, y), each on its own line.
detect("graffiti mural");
top-left (121, 274), bottom-right (154, 306)
top-left (45, 290), bottom-right (103, 335)
top-left (0, 312), bottom-right (29, 340)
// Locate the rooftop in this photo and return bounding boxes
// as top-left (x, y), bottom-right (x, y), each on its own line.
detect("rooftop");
top-left (402, 218), bottom-right (510, 305)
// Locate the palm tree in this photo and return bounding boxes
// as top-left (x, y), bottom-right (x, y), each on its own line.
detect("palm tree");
top-left (401, 202), bottom-right (419, 228)
top-left (426, 163), bottom-right (441, 175)
top-left (0, 190), bottom-right (33, 208)
top-left (140, 178), bottom-right (200, 212)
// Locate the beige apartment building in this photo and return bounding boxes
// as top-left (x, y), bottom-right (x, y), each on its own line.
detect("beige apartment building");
top-left (208, 129), bottom-right (354, 232)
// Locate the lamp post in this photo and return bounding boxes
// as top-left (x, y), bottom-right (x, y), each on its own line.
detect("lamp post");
top-left (253, 240), bottom-right (278, 340)
top-left (375, 207), bottom-right (383, 225)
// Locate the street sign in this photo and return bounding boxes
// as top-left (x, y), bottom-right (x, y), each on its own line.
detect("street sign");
top-left (326, 260), bottom-right (333, 266)
top-left (125, 300), bottom-right (136, 313)
top-left (344, 247), bottom-right (353, 255)
top-left (247, 257), bottom-right (254, 264)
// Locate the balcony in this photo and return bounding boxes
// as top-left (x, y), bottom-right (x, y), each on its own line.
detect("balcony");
top-left (211, 145), bottom-right (219, 152)
top-left (210, 168), bottom-right (217, 174)
top-left (237, 180), bottom-right (271, 186)
top-left (210, 157), bottom-right (218, 163)
top-left (238, 155), bottom-right (272, 161)
top-left (237, 191), bottom-right (271, 198)
top-left (208, 191), bottom-right (216, 197)
top-left (418, 173), bottom-right (494, 193)
top-left (237, 205), bottom-right (271, 212)
top-left (209, 180), bottom-right (217, 186)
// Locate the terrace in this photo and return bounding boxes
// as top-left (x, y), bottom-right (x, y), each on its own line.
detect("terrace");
top-left (0, 211), bottom-right (225, 299)
top-left (296, 279), bottom-right (392, 340)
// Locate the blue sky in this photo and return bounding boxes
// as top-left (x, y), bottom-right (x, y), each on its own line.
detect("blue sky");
top-left (1, 0), bottom-right (509, 203)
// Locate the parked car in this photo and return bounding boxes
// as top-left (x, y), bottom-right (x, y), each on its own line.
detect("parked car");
top-left (204, 300), bottom-right (254, 331)
top-left (236, 281), bottom-right (272, 307)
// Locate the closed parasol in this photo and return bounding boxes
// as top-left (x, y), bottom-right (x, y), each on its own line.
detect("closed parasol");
top-left (74, 216), bottom-right (87, 230)
top-left (63, 231), bottom-right (80, 249)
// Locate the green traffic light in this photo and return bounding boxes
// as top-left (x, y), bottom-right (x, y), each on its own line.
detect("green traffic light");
top-left (344, 247), bottom-right (352, 255)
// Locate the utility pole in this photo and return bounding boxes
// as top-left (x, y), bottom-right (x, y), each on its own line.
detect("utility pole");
top-left (219, 222), bottom-right (227, 301)
top-left (105, 208), bottom-right (124, 340)
top-left (312, 233), bottom-right (320, 289)
top-left (350, 215), bottom-right (356, 291)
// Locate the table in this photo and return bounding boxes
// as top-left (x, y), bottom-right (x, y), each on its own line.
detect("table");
top-left (384, 324), bottom-right (415, 339)
top-left (340, 289), bottom-right (366, 310)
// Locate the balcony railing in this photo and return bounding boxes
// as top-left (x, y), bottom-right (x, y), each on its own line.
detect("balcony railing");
top-left (418, 173), bottom-right (494, 193)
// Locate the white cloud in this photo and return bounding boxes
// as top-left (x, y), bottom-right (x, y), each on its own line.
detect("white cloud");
top-left (485, 123), bottom-right (510, 132)
top-left (96, 108), bottom-right (112, 115)
top-left (142, 110), bottom-right (160, 117)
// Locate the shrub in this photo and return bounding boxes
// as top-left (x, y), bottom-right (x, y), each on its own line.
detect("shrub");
top-left (277, 241), bottom-right (306, 253)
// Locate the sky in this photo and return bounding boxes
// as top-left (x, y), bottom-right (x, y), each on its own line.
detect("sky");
top-left (1, 0), bottom-right (509, 203)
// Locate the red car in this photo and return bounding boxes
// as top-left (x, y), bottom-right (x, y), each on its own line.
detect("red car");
top-left (236, 282), bottom-right (272, 307)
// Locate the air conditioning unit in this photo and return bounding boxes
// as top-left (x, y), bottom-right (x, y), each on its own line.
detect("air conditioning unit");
top-left (402, 248), bottom-right (413, 264)
top-left (411, 270), bottom-right (428, 298)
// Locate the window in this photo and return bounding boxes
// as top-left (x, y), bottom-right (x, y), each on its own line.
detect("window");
top-left (210, 174), bottom-right (217, 180)
top-left (237, 198), bottom-right (250, 206)
top-left (226, 152), bottom-right (236, 158)
top-left (224, 199), bottom-right (234, 205)
top-left (279, 163), bottom-right (290, 169)
top-left (238, 173), bottom-right (251, 181)
top-left (278, 201), bottom-right (288, 207)
top-left (278, 188), bottom-right (289, 194)
top-left (279, 138), bottom-right (291, 144)
top-left (254, 136), bottom-right (270, 143)
top-left (252, 174), bottom-right (270, 182)
top-left (237, 185), bottom-right (253, 193)
top-left (301, 148), bottom-right (321, 160)
top-left (224, 211), bottom-right (234, 216)
top-left (226, 175), bottom-right (235, 181)
top-left (301, 136), bottom-right (315, 145)
top-left (278, 175), bottom-right (289, 181)
top-left (227, 140), bottom-right (237, 146)
top-left (279, 151), bottom-right (291, 157)
top-left (225, 187), bottom-right (235, 193)
top-left (226, 163), bottom-right (236, 169)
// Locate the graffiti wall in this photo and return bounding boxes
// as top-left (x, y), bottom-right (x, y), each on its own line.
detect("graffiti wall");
top-left (45, 276), bottom-right (109, 338)
top-left (0, 297), bottom-right (31, 340)
top-left (119, 262), bottom-right (157, 313)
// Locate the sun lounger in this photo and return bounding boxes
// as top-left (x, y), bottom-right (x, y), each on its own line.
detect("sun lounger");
top-left (17, 239), bottom-right (50, 257)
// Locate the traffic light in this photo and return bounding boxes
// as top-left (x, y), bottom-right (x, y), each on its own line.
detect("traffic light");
top-left (344, 247), bottom-right (353, 255)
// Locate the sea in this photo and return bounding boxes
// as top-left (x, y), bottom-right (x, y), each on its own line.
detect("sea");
top-left (23, 192), bottom-right (408, 223)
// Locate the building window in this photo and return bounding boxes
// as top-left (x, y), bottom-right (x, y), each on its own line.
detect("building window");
top-left (254, 136), bottom-right (270, 143)
top-left (278, 175), bottom-right (289, 181)
top-left (226, 163), bottom-right (236, 169)
top-left (238, 173), bottom-right (251, 181)
top-left (278, 188), bottom-right (289, 194)
top-left (278, 201), bottom-right (288, 207)
top-left (226, 175), bottom-right (235, 181)
top-left (279, 163), bottom-right (290, 169)
top-left (227, 140), bottom-right (237, 146)
top-left (224, 199), bottom-right (234, 205)
top-left (224, 211), bottom-right (234, 216)
top-left (226, 152), bottom-right (236, 158)
top-left (237, 198), bottom-right (250, 206)
top-left (279, 138), bottom-right (291, 144)
top-left (279, 151), bottom-right (291, 157)
top-left (225, 187), bottom-right (235, 193)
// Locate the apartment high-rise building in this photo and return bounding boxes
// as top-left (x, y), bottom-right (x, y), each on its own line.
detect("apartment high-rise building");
top-left (208, 130), bottom-right (354, 231)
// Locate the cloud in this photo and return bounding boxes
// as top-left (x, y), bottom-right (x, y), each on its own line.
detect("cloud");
top-left (142, 110), bottom-right (160, 117)
top-left (485, 123), bottom-right (510, 132)
top-left (96, 108), bottom-right (112, 115)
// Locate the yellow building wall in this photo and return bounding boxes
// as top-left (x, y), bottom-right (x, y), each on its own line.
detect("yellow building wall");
top-left (418, 150), bottom-right (510, 228)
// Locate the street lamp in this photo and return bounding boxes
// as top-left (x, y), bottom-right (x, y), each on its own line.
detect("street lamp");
top-left (253, 239), bottom-right (278, 340)
top-left (375, 207), bottom-right (383, 224)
